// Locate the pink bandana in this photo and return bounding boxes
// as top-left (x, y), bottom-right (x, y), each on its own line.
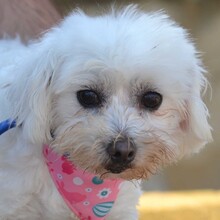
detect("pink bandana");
top-left (43, 145), bottom-right (123, 220)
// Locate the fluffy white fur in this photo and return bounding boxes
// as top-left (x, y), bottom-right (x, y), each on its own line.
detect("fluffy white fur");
top-left (0, 5), bottom-right (212, 220)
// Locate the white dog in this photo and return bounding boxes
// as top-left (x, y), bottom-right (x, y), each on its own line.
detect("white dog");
top-left (0, 5), bottom-right (212, 220)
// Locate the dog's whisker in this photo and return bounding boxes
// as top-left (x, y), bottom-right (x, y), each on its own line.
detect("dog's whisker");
top-left (99, 171), bottom-right (111, 180)
top-left (129, 179), bottom-right (139, 188)
top-left (83, 166), bottom-right (90, 174)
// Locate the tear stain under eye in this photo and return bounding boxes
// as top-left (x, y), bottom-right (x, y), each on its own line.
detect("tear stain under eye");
top-left (179, 119), bottom-right (189, 131)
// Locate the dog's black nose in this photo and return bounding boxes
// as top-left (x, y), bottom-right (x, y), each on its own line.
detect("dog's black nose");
top-left (107, 137), bottom-right (136, 164)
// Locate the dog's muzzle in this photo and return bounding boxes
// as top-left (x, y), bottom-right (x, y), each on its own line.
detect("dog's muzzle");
top-left (106, 137), bottom-right (136, 174)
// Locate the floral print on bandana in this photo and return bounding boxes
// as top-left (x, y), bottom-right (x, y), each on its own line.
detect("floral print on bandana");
top-left (97, 188), bottom-right (112, 199)
top-left (43, 145), bottom-right (123, 220)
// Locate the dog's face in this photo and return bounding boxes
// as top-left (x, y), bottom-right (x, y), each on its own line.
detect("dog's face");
top-left (10, 6), bottom-right (212, 180)
top-left (52, 69), bottom-right (181, 180)
top-left (51, 63), bottom-right (188, 180)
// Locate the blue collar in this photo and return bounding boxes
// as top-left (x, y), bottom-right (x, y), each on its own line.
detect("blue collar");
top-left (0, 119), bottom-right (16, 135)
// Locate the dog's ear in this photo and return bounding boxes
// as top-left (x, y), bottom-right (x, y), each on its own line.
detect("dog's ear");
top-left (9, 44), bottom-right (57, 144)
top-left (180, 64), bottom-right (212, 155)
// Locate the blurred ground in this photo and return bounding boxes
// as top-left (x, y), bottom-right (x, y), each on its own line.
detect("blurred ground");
top-left (138, 190), bottom-right (220, 220)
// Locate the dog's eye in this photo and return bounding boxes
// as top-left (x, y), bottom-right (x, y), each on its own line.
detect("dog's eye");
top-left (141, 91), bottom-right (162, 111)
top-left (77, 90), bottom-right (102, 108)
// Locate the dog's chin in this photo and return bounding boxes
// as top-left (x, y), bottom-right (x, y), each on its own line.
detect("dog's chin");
top-left (97, 167), bottom-right (151, 181)
top-left (74, 162), bottom-right (153, 181)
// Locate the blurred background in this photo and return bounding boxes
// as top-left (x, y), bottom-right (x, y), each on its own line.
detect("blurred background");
top-left (1, 0), bottom-right (219, 191)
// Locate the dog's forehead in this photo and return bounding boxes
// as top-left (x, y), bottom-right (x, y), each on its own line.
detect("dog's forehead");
top-left (57, 55), bottom-right (190, 98)
top-left (54, 11), bottom-right (199, 97)
top-left (63, 68), bottom-right (134, 92)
